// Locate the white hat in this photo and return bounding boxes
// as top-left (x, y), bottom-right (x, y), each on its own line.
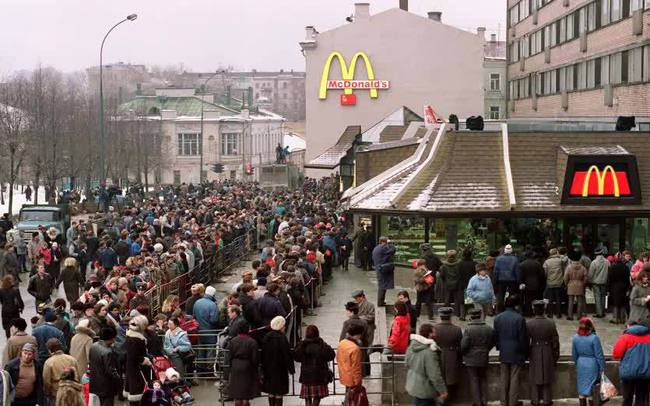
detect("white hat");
top-left (205, 286), bottom-right (216, 298)
top-left (77, 318), bottom-right (90, 329)
top-left (154, 243), bottom-right (164, 253)
top-left (165, 367), bottom-right (180, 380)
top-left (270, 316), bottom-right (286, 331)
top-left (504, 244), bottom-right (513, 254)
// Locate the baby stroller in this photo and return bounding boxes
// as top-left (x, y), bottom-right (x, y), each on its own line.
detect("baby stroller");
top-left (148, 356), bottom-right (194, 406)
top-left (151, 356), bottom-right (173, 383)
top-left (213, 330), bottom-right (231, 403)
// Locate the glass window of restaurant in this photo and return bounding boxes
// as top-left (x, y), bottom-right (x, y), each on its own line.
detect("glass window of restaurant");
top-left (379, 216), bottom-right (425, 264)
top-left (626, 218), bottom-right (650, 257)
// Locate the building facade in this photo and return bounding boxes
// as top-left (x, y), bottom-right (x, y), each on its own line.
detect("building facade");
top-left (118, 88), bottom-right (284, 184)
top-left (484, 34), bottom-right (508, 119)
top-left (507, 0), bottom-right (650, 122)
top-left (300, 2), bottom-right (485, 174)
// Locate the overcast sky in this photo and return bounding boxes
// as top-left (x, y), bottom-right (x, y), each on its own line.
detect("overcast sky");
top-left (1, 0), bottom-right (505, 74)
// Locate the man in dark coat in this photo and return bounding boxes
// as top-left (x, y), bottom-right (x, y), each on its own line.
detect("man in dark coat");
top-left (5, 343), bottom-right (45, 406)
top-left (519, 251), bottom-right (546, 317)
top-left (526, 300), bottom-right (560, 406)
top-left (228, 321), bottom-right (259, 402)
top-left (461, 308), bottom-right (495, 406)
top-left (372, 236), bottom-right (396, 306)
top-left (494, 295), bottom-right (529, 406)
top-left (434, 307), bottom-right (463, 404)
top-left (27, 264), bottom-right (54, 310)
top-left (353, 290), bottom-right (376, 347)
top-left (257, 283), bottom-right (287, 325)
top-left (89, 326), bottom-right (122, 406)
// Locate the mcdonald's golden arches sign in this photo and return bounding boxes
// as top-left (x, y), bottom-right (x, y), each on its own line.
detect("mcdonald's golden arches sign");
top-left (319, 51), bottom-right (390, 106)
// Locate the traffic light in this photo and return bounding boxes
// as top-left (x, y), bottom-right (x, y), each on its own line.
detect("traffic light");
top-left (211, 163), bottom-right (224, 173)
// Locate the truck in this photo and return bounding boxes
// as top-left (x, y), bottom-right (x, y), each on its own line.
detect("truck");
top-left (15, 204), bottom-right (71, 243)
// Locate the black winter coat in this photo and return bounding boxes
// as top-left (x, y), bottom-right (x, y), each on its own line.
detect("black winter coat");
top-left (0, 286), bottom-right (24, 317)
top-left (257, 293), bottom-right (286, 326)
top-left (261, 330), bottom-right (295, 395)
top-left (608, 262), bottom-right (630, 307)
top-left (229, 334), bottom-right (259, 400)
top-left (461, 320), bottom-right (495, 367)
top-left (520, 259), bottom-right (546, 292)
top-left (89, 340), bottom-right (121, 397)
top-left (458, 259), bottom-right (477, 289)
top-left (434, 321), bottom-right (463, 385)
top-left (5, 357), bottom-right (44, 404)
top-left (124, 330), bottom-right (148, 402)
top-left (526, 316), bottom-right (559, 385)
top-left (293, 337), bottom-right (335, 385)
top-left (239, 294), bottom-right (262, 328)
top-left (494, 308), bottom-right (529, 365)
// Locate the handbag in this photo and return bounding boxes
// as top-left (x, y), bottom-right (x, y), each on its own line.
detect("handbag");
top-left (179, 349), bottom-right (196, 365)
top-left (348, 385), bottom-right (369, 406)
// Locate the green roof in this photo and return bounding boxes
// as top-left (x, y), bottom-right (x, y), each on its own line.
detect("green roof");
top-left (118, 96), bottom-right (239, 117)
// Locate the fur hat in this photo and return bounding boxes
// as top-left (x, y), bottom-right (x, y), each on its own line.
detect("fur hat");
top-left (154, 243), bottom-right (164, 253)
top-left (129, 315), bottom-right (148, 332)
top-left (270, 316), bottom-right (286, 331)
top-left (165, 368), bottom-right (180, 381)
top-left (77, 319), bottom-right (90, 329)
top-left (205, 286), bottom-right (216, 298)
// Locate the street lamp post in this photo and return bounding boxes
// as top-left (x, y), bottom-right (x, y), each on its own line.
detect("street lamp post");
top-left (99, 13), bottom-right (137, 205)
top-left (199, 71), bottom-right (221, 184)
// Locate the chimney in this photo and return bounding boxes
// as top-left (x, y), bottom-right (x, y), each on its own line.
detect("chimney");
top-left (491, 33), bottom-right (497, 42)
top-left (477, 27), bottom-right (487, 41)
top-left (355, 3), bottom-right (370, 20)
top-left (428, 11), bottom-right (442, 22)
top-left (399, 0), bottom-right (408, 11)
top-left (305, 26), bottom-right (317, 41)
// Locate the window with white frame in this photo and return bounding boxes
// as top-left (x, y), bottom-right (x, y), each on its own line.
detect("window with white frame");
top-left (629, 47), bottom-right (643, 83)
top-left (611, 0), bottom-right (622, 21)
top-left (602, 0), bottom-right (611, 25)
top-left (490, 73), bottom-right (501, 91)
top-left (643, 45), bottom-right (650, 82)
top-left (221, 132), bottom-right (240, 156)
top-left (632, 0), bottom-right (644, 11)
top-left (601, 55), bottom-right (611, 85)
top-left (489, 106), bottom-right (500, 119)
top-left (610, 52), bottom-right (623, 84)
top-left (177, 133), bottom-right (201, 156)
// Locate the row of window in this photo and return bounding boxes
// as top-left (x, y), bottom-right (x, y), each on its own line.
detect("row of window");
top-left (509, 0), bottom-right (553, 26)
top-left (509, 44), bottom-right (650, 99)
top-left (509, 0), bottom-right (648, 63)
top-left (178, 132), bottom-right (282, 157)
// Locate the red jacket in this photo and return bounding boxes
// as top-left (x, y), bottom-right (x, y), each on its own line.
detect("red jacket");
top-left (388, 314), bottom-right (411, 354)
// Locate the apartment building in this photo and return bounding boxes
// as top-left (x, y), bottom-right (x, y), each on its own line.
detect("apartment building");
top-left (507, 0), bottom-right (650, 124)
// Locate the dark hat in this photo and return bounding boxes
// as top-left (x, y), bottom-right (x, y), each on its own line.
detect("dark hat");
top-left (468, 308), bottom-right (483, 318)
top-left (99, 326), bottom-right (117, 341)
top-left (568, 249), bottom-right (582, 262)
top-left (594, 246), bottom-right (607, 256)
top-left (438, 307), bottom-right (454, 317)
top-left (44, 308), bottom-right (57, 323)
top-left (351, 289), bottom-right (365, 298)
top-left (136, 282), bottom-right (146, 290)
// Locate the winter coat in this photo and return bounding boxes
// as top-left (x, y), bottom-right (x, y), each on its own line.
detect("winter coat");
top-left (388, 314), bottom-right (410, 354)
top-left (28, 273), bottom-right (54, 302)
top-left (261, 330), bottom-right (295, 395)
top-left (228, 334), bottom-right (259, 400)
top-left (458, 259), bottom-right (477, 290)
top-left (572, 333), bottom-right (605, 396)
top-left (43, 351), bottom-right (80, 396)
top-left (192, 295), bottom-right (219, 332)
top-left (421, 248), bottom-right (442, 273)
top-left (340, 315), bottom-right (369, 347)
top-left (440, 260), bottom-right (461, 291)
top-left (629, 283), bottom-right (650, 322)
top-left (88, 340), bottom-right (121, 398)
top-left (257, 292), bottom-right (287, 326)
top-left (608, 262), bottom-right (631, 308)
top-left (184, 294), bottom-right (201, 316)
top-left (3, 332), bottom-right (37, 366)
top-left (433, 321), bottom-right (463, 386)
top-left (69, 326), bottom-right (94, 377)
top-left (461, 320), bottom-right (495, 367)
top-left (631, 260), bottom-right (645, 281)
top-left (33, 323), bottom-right (66, 361)
top-left (519, 259), bottom-right (545, 292)
top-left (163, 327), bottom-right (192, 357)
top-left (563, 262), bottom-right (588, 296)
top-left (543, 254), bottom-right (565, 288)
top-left (5, 357), bottom-right (44, 405)
top-left (56, 266), bottom-right (83, 303)
top-left (414, 266), bottom-right (434, 292)
top-left (494, 254), bottom-right (520, 283)
top-left (613, 324), bottom-right (650, 380)
top-left (336, 337), bottom-right (362, 387)
top-left (55, 379), bottom-right (85, 406)
top-left (0, 286), bottom-right (24, 318)
top-left (124, 330), bottom-right (149, 402)
top-left (405, 334), bottom-right (447, 401)
top-left (358, 300), bottom-right (376, 344)
top-left (494, 308), bottom-right (529, 365)
top-left (373, 244), bottom-right (396, 290)
top-left (293, 337), bottom-right (335, 385)
top-left (239, 294), bottom-right (262, 328)
top-left (588, 256), bottom-right (609, 285)
top-left (526, 316), bottom-right (560, 385)
top-left (466, 274), bottom-right (495, 304)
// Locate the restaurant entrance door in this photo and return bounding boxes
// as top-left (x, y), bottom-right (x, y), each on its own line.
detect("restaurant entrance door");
top-left (564, 218), bottom-right (625, 255)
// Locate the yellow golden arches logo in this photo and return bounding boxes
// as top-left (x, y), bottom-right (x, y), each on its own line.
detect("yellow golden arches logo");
top-left (582, 165), bottom-right (620, 197)
top-left (318, 51), bottom-right (389, 100)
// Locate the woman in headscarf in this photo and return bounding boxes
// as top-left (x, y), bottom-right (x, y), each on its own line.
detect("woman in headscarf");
top-left (261, 316), bottom-right (295, 406)
top-left (571, 317), bottom-right (605, 405)
top-left (124, 314), bottom-right (152, 405)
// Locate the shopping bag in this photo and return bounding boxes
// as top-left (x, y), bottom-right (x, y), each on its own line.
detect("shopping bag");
top-left (349, 385), bottom-right (369, 406)
top-left (599, 371), bottom-right (618, 403)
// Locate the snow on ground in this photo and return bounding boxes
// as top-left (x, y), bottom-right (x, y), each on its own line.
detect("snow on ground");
top-left (0, 184), bottom-right (47, 216)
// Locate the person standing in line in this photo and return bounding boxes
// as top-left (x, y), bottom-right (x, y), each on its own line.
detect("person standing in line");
top-left (228, 320), bottom-right (259, 406)
top-left (353, 290), bottom-right (376, 349)
top-left (337, 324), bottom-right (364, 406)
top-left (293, 325), bottom-right (336, 406)
top-left (629, 270), bottom-right (650, 323)
top-left (4, 343), bottom-right (44, 406)
top-left (588, 247), bottom-right (610, 319)
top-left (608, 254), bottom-right (631, 324)
top-left (69, 319), bottom-right (94, 378)
top-left (433, 307), bottom-right (462, 404)
top-left (413, 259), bottom-right (435, 321)
top-left (43, 338), bottom-right (80, 406)
top-left (543, 248), bottom-right (566, 319)
top-left (405, 323), bottom-right (448, 406)
top-left (519, 251), bottom-right (546, 317)
top-left (386, 301), bottom-right (411, 355)
top-left (494, 244), bottom-right (520, 314)
top-left (440, 250), bottom-right (463, 320)
top-left (340, 301), bottom-right (370, 377)
top-left (461, 307), bottom-right (496, 406)
top-left (494, 295), bottom-right (529, 406)
top-left (526, 300), bottom-right (560, 406)
top-left (372, 236), bottom-right (396, 307)
top-left (458, 248), bottom-right (477, 314)
top-left (572, 317), bottom-right (605, 406)
top-left (466, 263), bottom-right (495, 319)
top-left (261, 316), bottom-right (295, 406)
top-left (124, 315), bottom-right (152, 406)
top-left (89, 326), bottom-right (122, 406)
top-left (564, 250), bottom-right (589, 321)
top-left (420, 243), bottom-right (442, 303)
top-left (0, 274), bottom-right (23, 339)
top-left (339, 233), bottom-right (353, 271)
top-left (612, 317), bottom-right (650, 406)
